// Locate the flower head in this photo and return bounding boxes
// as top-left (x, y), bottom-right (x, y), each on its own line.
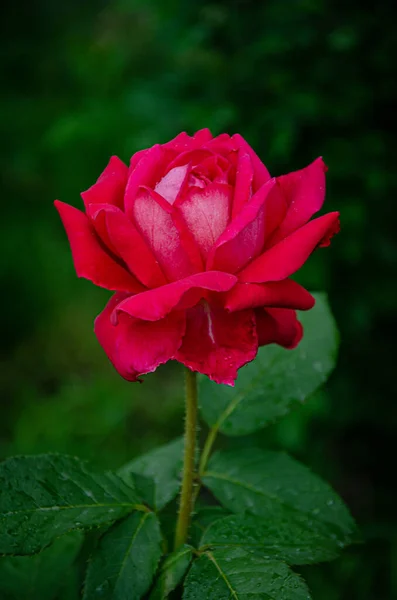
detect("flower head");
top-left (55, 129), bottom-right (339, 385)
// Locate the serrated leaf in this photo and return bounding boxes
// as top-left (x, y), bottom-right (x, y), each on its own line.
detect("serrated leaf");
top-left (200, 513), bottom-right (342, 564)
top-left (119, 438), bottom-right (183, 510)
top-left (149, 545), bottom-right (193, 599)
top-left (183, 548), bottom-right (311, 599)
top-left (190, 505), bottom-right (231, 548)
top-left (84, 511), bottom-right (162, 600)
top-left (202, 449), bottom-right (355, 542)
top-left (199, 294), bottom-right (338, 435)
top-left (129, 473), bottom-right (157, 509)
top-left (0, 531), bottom-right (83, 600)
top-left (0, 454), bottom-right (143, 554)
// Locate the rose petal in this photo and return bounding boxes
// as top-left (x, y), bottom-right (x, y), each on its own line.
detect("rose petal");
top-left (225, 280), bottom-right (315, 312)
top-left (166, 149), bottom-right (214, 172)
top-left (115, 271), bottom-right (237, 321)
top-left (318, 216), bottom-right (340, 247)
top-left (207, 178), bottom-right (276, 273)
top-left (270, 157), bottom-right (327, 244)
top-left (131, 187), bottom-right (195, 281)
top-left (159, 129), bottom-right (213, 157)
top-left (162, 130), bottom-right (214, 153)
top-left (85, 203), bottom-right (118, 255)
top-left (195, 155), bottom-right (229, 181)
top-left (95, 293), bottom-right (185, 381)
top-left (154, 164), bottom-right (189, 204)
top-left (232, 150), bottom-right (254, 217)
top-left (232, 134), bottom-right (271, 191)
top-left (262, 181), bottom-right (289, 242)
top-left (172, 208), bottom-right (204, 272)
top-left (204, 133), bottom-right (237, 155)
top-left (239, 212), bottom-right (340, 283)
top-left (193, 128), bottom-right (213, 144)
top-left (255, 307), bottom-right (303, 348)
top-left (124, 145), bottom-right (165, 217)
top-left (162, 132), bottom-right (195, 152)
top-left (81, 156), bottom-right (128, 210)
top-left (54, 201), bottom-right (143, 293)
top-left (176, 302), bottom-right (258, 385)
top-left (178, 182), bottom-right (232, 259)
top-left (86, 204), bottom-right (167, 288)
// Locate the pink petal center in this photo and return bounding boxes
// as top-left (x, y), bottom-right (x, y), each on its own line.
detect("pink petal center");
top-left (154, 165), bottom-right (189, 204)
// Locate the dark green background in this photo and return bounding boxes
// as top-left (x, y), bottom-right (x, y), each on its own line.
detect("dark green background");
top-left (1, 1), bottom-right (396, 598)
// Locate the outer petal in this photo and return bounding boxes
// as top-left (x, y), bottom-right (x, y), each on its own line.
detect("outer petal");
top-left (206, 178), bottom-right (276, 273)
top-left (232, 150), bottom-right (254, 217)
top-left (115, 271), bottom-right (237, 321)
top-left (193, 128), bottom-right (213, 144)
top-left (255, 307), bottom-right (303, 349)
top-left (54, 200), bottom-right (143, 293)
top-left (178, 183), bottom-right (232, 259)
top-left (85, 203), bottom-right (117, 255)
top-left (176, 303), bottom-right (258, 385)
top-left (161, 129), bottom-right (213, 153)
top-left (131, 187), bottom-right (195, 281)
top-left (225, 280), bottom-right (315, 312)
top-left (86, 204), bottom-right (167, 288)
top-left (95, 293), bottom-right (185, 381)
top-left (204, 133), bottom-right (236, 155)
top-left (162, 132), bottom-right (195, 152)
top-left (262, 181), bottom-right (288, 242)
top-left (232, 134), bottom-right (271, 191)
top-left (270, 157), bottom-right (327, 244)
top-left (239, 212), bottom-right (340, 283)
top-left (129, 148), bottom-right (150, 172)
top-left (81, 156), bottom-right (128, 210)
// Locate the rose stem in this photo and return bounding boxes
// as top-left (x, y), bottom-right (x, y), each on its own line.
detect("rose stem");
top-left (174, 368), bottom-right (198, 550)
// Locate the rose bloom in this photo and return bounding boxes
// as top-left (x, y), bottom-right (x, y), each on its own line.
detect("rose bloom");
top-left (55, 129), bottom-right (339, 385)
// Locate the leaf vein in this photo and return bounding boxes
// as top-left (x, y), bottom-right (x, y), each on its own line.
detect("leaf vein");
top-left (205, 551), bottom-right (239, 599)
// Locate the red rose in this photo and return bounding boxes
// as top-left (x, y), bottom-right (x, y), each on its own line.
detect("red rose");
top-left (55, 129), bottom-right (339, 385)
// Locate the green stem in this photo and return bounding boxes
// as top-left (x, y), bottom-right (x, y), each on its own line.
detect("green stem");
top-left (174, 368), bottom-right (198, 550)
top-left (198, 425), bottom-right (218, 477)
top-left (191, 423), bottom-right (219, 506)
top-left (196, 391), bottom-right (242, 487)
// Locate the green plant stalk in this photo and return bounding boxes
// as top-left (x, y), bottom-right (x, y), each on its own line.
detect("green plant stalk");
top-left (198, 424), bottom-right (218, 477)
top-left (191, 423), bottom-right (218, 506)
top-left (198, 391), bottom-right (243, 481)
top-left (174, 368), bottom-right (198, 549)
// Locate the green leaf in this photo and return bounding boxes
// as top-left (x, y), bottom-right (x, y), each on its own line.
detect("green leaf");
top-left (157, 499), bottom-right (178, 551)
top-left (0, 531), bottom-right (83, 600)
top-left (183, 548), bottom-right (311, 599)
top-left (190, 505), bottom-right (231, 548)
top-left (57, 567), bottom-right (82, 600)
top-left (149, 545), bottom-right (193, 599)
top-left (128, 473), bottom-right (157, 510)
top-left (200, 513), bottom-right (343, 564)
top-left (202, 449), bottom-right (355, 542)
top-left (119, 438), bottom-right (183, 510)
top-left (0, 454), bottom-right (143, 554)
top-left (84, 511), bottom-right (162, 600)
top-left (199, 294), bottom-right (338, 435)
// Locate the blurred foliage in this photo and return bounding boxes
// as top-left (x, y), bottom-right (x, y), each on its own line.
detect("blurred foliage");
top-left (1, 0), bottom-right (396, 598)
